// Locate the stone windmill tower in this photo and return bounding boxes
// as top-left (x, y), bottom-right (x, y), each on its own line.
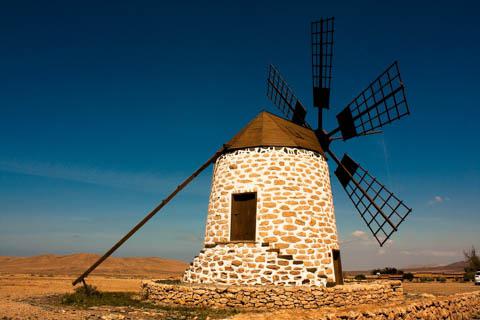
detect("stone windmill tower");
top-left (73, 17), bottom-right (413, 289)
top-left (183, 112), bottom-right (340, 286)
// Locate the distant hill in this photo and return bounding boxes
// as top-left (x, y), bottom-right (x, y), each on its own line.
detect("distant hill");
top-left (404, 260), bottom-right (466, 273)
top-left (0, 253), bottom-right (188, 278)
top-left (345, 260), bottom-right (467, 276)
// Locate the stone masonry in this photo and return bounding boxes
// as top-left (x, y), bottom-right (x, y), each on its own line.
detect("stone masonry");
top-left (183, 146), bottom-right (339, 286)
top-left (142, 280), bottom-right (403, 310)
top-left (142, 281), bottom-right (480, 318)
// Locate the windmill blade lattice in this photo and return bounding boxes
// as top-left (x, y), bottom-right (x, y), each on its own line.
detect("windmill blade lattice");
top-left (334, 154), bottom-right (412, 246)
top-left (267, 64), bottom-right (309, 127)
top-left (333, 62), bottom-right (409, 140)
top-left (266, 17), bottom-right (413, 247)
top-left (311, 17), bottom-right (334, 109)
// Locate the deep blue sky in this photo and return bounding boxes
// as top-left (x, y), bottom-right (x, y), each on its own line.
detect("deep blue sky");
top-left (1, 0), bottom-right (479, 269)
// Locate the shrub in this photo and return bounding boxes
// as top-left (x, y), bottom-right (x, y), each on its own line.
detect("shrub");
top-left (62, 284), bottom-right (103, 306)
top-left (75, 284), bottom-right (101, 296)
top-left (402, 272), bottom-right (414, 282)
top-left (464, 246), bottom-right (480, 273)
top-left (436, 277), bottom-right (446, 283)
top-left (419, 277), bottom-right (434, 282)
top-left (354, 274), bottom-right (367, 281)
top-left (464, 272), bottom-right (475, 282)
top-left (371, 267), bottom-right (404, 275)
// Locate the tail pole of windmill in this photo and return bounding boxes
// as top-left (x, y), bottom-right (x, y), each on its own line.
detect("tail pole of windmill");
top-left (72, 146), bottom-right (227, 286)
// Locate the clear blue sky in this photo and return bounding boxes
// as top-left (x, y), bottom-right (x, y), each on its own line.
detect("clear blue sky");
top-left (0, 0), bottom-right (479, 269)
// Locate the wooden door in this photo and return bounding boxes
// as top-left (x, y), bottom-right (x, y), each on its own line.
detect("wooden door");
top-left (332, 249), bottom-right (344, 285)
top-left (230, 192), bottom-right (257, 241)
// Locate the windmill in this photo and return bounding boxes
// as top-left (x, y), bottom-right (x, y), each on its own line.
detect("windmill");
top-left (73, 17), bottom-right (412, 287)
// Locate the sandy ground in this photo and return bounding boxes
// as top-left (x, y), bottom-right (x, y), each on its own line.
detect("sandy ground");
top-left (0, 274), bottom-right (145, 319)
top-left (403, 281), bottom-right (480, 296)
top-left (1, 274), bottom-right (479, 320)
top-left (0, 254), bottom-right (188, 278)
top-left (0, 254), bottom-right (187, 319)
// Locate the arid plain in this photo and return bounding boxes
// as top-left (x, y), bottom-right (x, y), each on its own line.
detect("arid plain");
top-left (1, 254), bottom-right (479, 320)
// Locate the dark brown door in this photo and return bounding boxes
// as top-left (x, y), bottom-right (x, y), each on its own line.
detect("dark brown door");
top-left (332, 249), bottom-right (344, 285)
top-left (230, 192), bottom-right (257, 241)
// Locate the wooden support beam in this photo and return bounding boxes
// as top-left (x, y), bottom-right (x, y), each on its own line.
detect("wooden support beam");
top-left (72, 146), bottom-right (228, 286)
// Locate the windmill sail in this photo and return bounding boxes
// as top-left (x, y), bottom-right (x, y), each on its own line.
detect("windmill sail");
top-left (334, 154), bottom-right (412, 246)
top-left (333, 62), bottom-right (409, 140)
top-left (311, 17), bottom-right (334, 110)
top-left (267, 64), bottom-right (308, 127)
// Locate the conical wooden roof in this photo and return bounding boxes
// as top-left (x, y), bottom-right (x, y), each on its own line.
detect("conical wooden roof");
top-left (226, 111), bottom-right (324, 154)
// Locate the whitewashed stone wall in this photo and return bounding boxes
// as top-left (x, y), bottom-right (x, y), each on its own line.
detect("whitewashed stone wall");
top-left (183, 147), bottom-right (339, 286)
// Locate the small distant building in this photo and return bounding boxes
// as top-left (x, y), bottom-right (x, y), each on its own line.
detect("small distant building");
top-left (183, 112), bottom-right (342, 286)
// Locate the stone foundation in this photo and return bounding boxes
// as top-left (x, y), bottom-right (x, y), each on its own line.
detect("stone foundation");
top-left (141, 281), bottom-right (403, 310)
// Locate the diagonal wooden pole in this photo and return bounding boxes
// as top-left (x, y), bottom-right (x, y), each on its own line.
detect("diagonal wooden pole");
top-left (72, 146), bottom-right (227, 286)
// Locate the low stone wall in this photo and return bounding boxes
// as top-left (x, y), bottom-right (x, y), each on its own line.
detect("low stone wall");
top-left (141, 280), bottom-right (402, 310)
top-left (302, 291), bottom-right (480, 320)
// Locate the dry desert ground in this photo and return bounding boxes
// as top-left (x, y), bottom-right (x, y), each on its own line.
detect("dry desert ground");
top-left (1, 255), bottom-right (479, 320)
